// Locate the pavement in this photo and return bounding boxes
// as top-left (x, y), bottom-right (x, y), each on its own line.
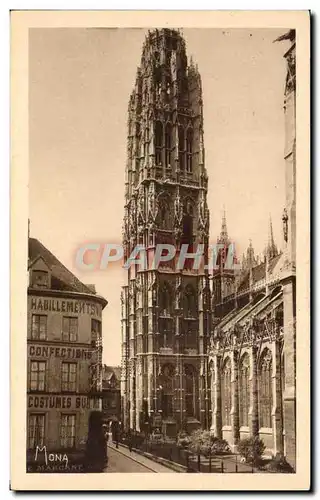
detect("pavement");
top-left (106, 443), bottom-right (176, 473)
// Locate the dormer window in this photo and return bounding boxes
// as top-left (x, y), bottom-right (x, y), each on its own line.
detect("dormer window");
top-left (32, 270), bottom-right (49, 289)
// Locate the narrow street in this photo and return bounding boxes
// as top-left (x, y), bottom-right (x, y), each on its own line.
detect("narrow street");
top-left (105, 444), bottom-right (176, 473)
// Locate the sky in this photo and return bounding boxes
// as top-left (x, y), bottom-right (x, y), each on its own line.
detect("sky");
top-left (29, 28), bottom-right (291, 365)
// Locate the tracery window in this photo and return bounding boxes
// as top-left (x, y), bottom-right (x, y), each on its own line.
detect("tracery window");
top-left (239, 353), bottom-right (250, 427)
top-left (186, 128), bottom-right (193, 173)
top-left (183, 319), bottom-right (197, 349)
top-left (159, 364), bottom-right (175, 417)
top-left (181, 201), bottom-right (194, 256)
top-left (159, 282), bottom-right (173, 348)
top-left (258, 349), bottom-right (273, 428)
top-left (159, 281), bottom-right (173, 316)
top-left (178, 125), bottom-right (185, 170)
top-left (144, 127), bottom-right (149, 158)
top-left (221, 358), bottom-right (232, 426)
top-left (184, 364), bottom-right (197, 417)
top-left (183, 284), bottom-right (197, 318)
top-left (155, 121), bottom-right (163, 165)
top-left (165, 123), bottom-right (172, 168)
top-left (158, 196), bottom-right (172, 230)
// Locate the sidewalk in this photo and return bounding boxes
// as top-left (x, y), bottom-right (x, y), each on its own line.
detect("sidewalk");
top-left (108, 442), bottom-right (176, 473)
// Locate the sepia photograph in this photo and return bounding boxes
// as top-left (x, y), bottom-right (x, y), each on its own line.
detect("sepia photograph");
top-left (10, 10), bottom-right (310, 491)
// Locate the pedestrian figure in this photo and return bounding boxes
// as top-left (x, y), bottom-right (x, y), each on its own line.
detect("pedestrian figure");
top-left (85, 411), bottom-right (108, 472)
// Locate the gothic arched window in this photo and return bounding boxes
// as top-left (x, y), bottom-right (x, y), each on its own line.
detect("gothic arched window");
top-left (165, 123), bottom-right (172, 168)
top-left (159, 281), bottom-right (173, 315)
top-left (181, 200), bottom-right (194, 254)
top-left (186, 128), bottom-right (193, 173)
top-left (143, 82), bottom-right (148, 104)
top-left (159, 282), bottom-right (174, 348)
top-left (221, 357), bottom-right (232, 426)
top-left (158, 196), bottom-right (172, 230)
top-left (144, 127), bottom-right (149, 158)
top-left (258, 348), bottom-right (273, 428)
top-left (155, 121), bottom-right (163, 166)
top-left (183, 284), bottom-right (197, 318)
top-left (178, 125), bottom-right (185, 170)
top-left (159, 364), bottom-right (175, 417)
top-left (239, 353), bottom-right (250, 427)
top-left (184, 364), bottom-right (197, 417)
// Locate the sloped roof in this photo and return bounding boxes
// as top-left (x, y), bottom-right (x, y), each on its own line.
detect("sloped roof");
top-left (274, 29), bottom-right (295, 43)
top-left (219, 289), bottom-right (283, 334)
top-left (237, 253), bottom-right (282, 293)
top-left (28, 237), bottom-right (96, 295)
top-left (102, 365), bottom-right (121, 381)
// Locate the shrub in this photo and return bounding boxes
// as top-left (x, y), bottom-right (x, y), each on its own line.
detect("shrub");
top-left (237, 437), bottom-right (265, 465)
top-left (177, 430), bottom-right (191, 449)
top-left (186, 429), bottom-right (231, 457)
top-left (188, 429), bottom-right (206, 455)
top-left (210, 437), bottom-right (231, 455)
top-left (264, 454), bottom-right (295, 473)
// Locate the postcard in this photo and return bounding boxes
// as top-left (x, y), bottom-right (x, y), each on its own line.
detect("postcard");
top-left (10, 10), bottom-right (310, 491)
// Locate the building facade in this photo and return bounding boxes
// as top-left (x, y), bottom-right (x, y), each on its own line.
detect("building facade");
top-left (121, 28), bottom-right (211, 437)
top-left (27, 237), bottom-right (107, 464)
top-left (208, 30), bottom-right (296, 468)
top-left (101, 365), bottom-right (121, 423)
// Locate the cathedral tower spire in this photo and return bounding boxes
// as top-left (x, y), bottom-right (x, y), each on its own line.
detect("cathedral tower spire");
top-left (267, 215), bottom-right (278, 260)
top-left (218, 207), bottom-right (229, 245)
top-left (121, 28), bottom-right (211, 434)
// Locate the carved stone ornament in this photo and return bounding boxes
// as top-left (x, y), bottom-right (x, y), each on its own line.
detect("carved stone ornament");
top-left (137, 357), bottom-right (143, 376)
top-left (175, 276), bottom-right (182, 308)
top-left (173, 187), bottom-right (183, 240)
top-left (282, 208), bottom-right (289, 243)
top-left (148, 274), bottom-right (156, 291)
top-left (122, 214), bottom-right (129, 245)
top-left (128, 281), bottom-right (135, 300)
top-left (129, 197), bottom-right (136, 234)
top-left (148, 182), bottom-right (158, 229)
top-left (135, 274), bottom-right (143, 292)
top-left (209, 336), bottom-right (215, 351)
top-left (198, 193), bottom-right (209, 238)
top-left (170, 51), bottom-right (177, 79)
top-left (137, 185), bottom-right (146, 221)
top-left (129, 359), bottom-right (135, 377)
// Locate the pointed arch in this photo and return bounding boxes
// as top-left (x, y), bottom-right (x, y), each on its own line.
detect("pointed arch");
top-left (239, 353), bottom-right (250, 427)
top-left (159, 281), bottom-right (173, 315)
top-left (181, 198), bottom-right (194, 251)
top-left (155, 121), bottom-right (163, 165)
top-left (183, 284), bottom-right (197, 318)
top-left (186, 127), bottom-right (193, 173)
top-left (159, 364), bottom-right (175, 417)
top-left (178, 125), bottom-right (185, 170)
top-left (221, 357), bottom-right (232, 426)
top-left (144, 126), bottom-right (149, 158)
top-left (158, 194), bottom-right (172, 230)
top-left (184, 364), bottom-right (198, 418)
top-left (165, 122), bottom-right (172, 168)
top-left (258, 348), bottom-right (273, 428)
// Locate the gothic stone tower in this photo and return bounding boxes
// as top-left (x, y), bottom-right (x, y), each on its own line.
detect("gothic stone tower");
top-left (277, 28), bottom-right (296, 468)
top-left (121, 29), bottom-right (211, 436)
